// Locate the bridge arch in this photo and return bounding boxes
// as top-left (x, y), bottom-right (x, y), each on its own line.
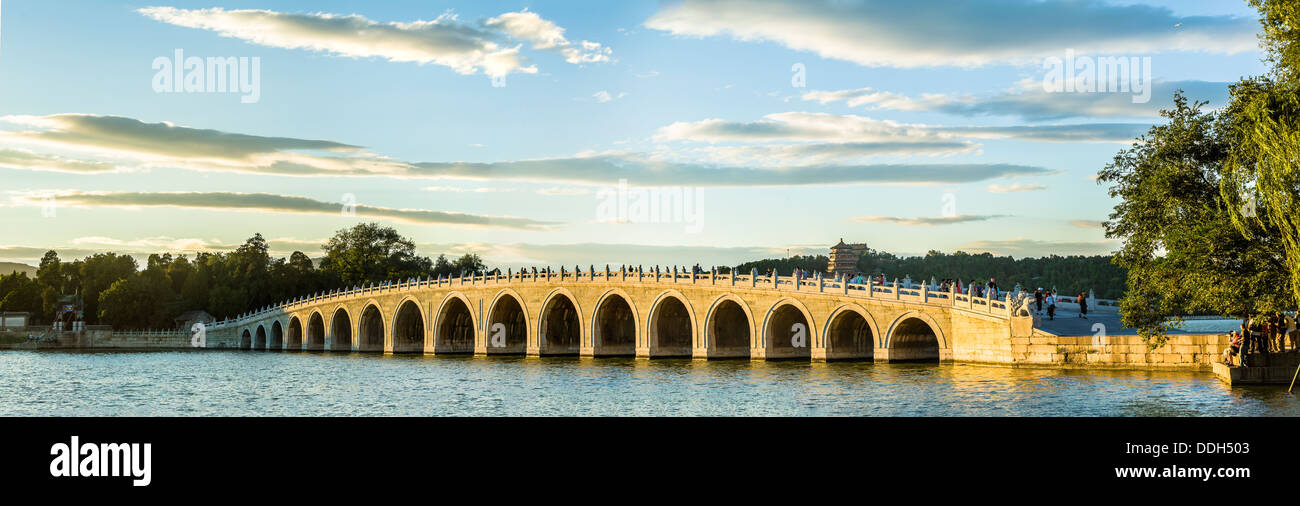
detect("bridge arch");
top-left (306, 311), bottom-right (326, 351)
top-left (329, 305), bottom-right (352, 352)
top-left (486, 289), bottom-right (529, 354)
top-left (239, 329), bottom-right (252, 350)
top-left (646, 290), bottom-right (695, 357)
top-left (538, 288), bottom-right (582, 356)
top-left (761, 298), bottom-right (816, 360)
top-left (271, 320), bottom-right (285, 351)
top-left (884, 311), bottom-right (948, 363)
top-left (703, 294), bottom-right (754, 359)
top-left (391, 296), bottom-right (426, 353)
top-left (433, 293), bottom-right (476, 354)
top-left (591, 288), bottom-right (638, 357)
top-left (283, 317), bottom-right (299, 351)
top-left (357, 302), bottom-right (385, 352)
top-left (820, 303), bottom-right (879, 361)
top-left (254, 324), bottom-right (268, 350)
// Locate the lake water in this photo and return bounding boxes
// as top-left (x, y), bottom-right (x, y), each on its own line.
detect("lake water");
top-left (1, 350), bottom-right (1297, 416)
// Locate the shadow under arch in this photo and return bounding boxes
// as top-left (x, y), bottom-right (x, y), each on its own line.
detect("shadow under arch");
top-left (272, 320), bottom-right (286, 351)
top-left (646, 290), bottom-right (695, 357)
top-left (591, 289), bottom-right (638, 357)
top-left (329, 306), bottom-right (352, 352)
top-left (306, 311), bottom-right (326, 351)
top-left (884, 311), bottom-right (948, 363)
top-left (433, 293), bottom-right (475, 354)
top-left (703, 294), bottom-right (753, 359)
top-left (820, 303), bottom-right (878, 361)
top-left (357, 303), bottom-right (385, 352)
top-left (391, 297), bottom-right (426, 353)
top-left (538, 289), bottom-right (581, 356)
top-left (486, 289), bottom-right (528, 355)
top-left (761, 298), bottom-right (815, 360)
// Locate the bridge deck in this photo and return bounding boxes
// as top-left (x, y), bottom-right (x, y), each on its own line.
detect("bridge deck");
top-left (1034, 305), bottom-right (1240, 336)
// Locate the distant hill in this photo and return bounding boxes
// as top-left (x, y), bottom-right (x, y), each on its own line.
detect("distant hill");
top-left (0, 262), bottom-right (37, 277)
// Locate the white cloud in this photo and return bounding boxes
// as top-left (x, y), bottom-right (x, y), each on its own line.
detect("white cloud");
top-left (485, 10), bottom-right (613, 64)
top-left (139, 6), bottom-right (612, 78)
top-left (593, 90), bottom-right (627, 103)
top-left (645, 0), bottom-right (1256, 68)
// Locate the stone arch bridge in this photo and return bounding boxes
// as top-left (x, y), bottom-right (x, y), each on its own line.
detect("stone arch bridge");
top-left (207, 269), bottom-right (1034, 363)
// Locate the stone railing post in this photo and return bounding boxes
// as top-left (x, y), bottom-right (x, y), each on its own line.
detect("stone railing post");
top-left (817, 271), bottom-right (824, 293)
top-left (751, 268), bottom-right (757, 288)
top-left (893, 279), bottom-right (900, 300)
top-left (673, 265), bottom-right (678, 283)
top-left (921, 283), bottom-right (928, 302)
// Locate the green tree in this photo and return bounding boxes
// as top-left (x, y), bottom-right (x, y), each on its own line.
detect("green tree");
top-left (97, 274), bottom-right (176, 329)
top-left (77, 253), bottom-right (138, 324)
top-left (319, 223), bottom-right (433, 286)
top-left (1220, 0), bottom-right (1300, 307)
top-left (1100, 93), bottom-right (1291, 346)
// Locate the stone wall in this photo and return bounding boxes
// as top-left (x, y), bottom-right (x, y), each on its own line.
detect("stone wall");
top-left (1006, 333), bottom-right (1231, 370)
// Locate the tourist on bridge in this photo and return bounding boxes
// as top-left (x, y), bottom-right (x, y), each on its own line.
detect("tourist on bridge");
top-left (1045, 291), bottom-right (1057, 320)
top-left (1077, 292), bottom-right (1088, 319)
top-left (987, 278), bottom-right (999, 299)
top-left (1034, 288), bottom-right (1044, 315)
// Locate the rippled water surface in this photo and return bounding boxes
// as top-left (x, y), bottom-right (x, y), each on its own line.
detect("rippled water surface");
top-left (1, 350), bottom-right (1297, 416)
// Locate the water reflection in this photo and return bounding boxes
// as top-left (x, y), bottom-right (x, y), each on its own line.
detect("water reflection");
top-left (0, 350), bottom-right (1296, 416)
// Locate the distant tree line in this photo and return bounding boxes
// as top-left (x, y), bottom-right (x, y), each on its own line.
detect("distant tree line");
top-left (731, 249), bottom-right (1125, 299)
top-left (0, 223), bottom-right (485, 330)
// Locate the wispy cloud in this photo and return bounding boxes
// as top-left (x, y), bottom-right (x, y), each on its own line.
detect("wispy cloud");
top-left (0, 113), bottom-right (1052, 186)
top-left (0, 148), bottom-right (123, 174)
top-left (987, 183), bottom-right (1047, 193)
top-left (138, 6), bottom-right (611, 78)
top-left (11, 191), bottom-right (554, 230)
top-left (658, 112), bottom-right (1147, 144)
top-left (1069, 220), bottom-right (1105, 229)
top-left (0, 113), bottom-right (405, 177)
top-left (803, 80), bottom-right (1230, 121)
top-left (412, 155), bottom-right (1053, 186)
top-left (646, 0), bottom-right (1256, 68)
top-left (847, 214), bottom-right (1010, 226)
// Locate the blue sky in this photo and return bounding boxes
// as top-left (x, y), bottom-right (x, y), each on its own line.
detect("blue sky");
top-left (0, 0), bottom-right (1269, 269)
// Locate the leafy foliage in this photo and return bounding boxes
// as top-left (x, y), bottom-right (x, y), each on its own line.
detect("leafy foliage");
top-left (1, 223), bottom-right (488, 329)
top-left (1098, 1), bottom-right (1299, 347)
